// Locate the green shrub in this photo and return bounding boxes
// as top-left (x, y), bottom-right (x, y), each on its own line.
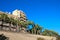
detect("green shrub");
top-left (56, 35), bottom-right (60, 40)
top-left (0, 34), bottom-right (9, 40)
top-left (37, 37), bottom-right (44, 40)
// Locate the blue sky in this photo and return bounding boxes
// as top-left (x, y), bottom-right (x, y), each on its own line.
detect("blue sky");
top-left (0, 0), bottom-right (60, 34)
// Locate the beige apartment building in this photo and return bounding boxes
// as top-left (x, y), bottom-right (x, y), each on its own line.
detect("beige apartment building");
top-left (12, 9), bottom-right (27, 22)
top-left (0, 9), bottom-right (27, 22)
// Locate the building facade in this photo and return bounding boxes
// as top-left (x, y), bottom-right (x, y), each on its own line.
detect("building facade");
top-left (0, 9), bottom-right (27, 22)
top-left (12, 9), bottom-right (27, 22)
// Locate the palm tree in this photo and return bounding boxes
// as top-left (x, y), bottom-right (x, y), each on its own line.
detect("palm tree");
top-left (30, 24), bottom-right (42, 34)
top-left (0, 14), bottom-right (3, 30)
top-left (42, 29), bottom-right (48, 36)
top-left (18, 21), bottom-right (29, 33)
top-left (33, 25), bottom-right (37, 34)
top-left (16, 20), bottom-right (20, 32)
top-left (42, 29), bottom-right (58, 36)
top-left (29, 24), bottom-right (43, 35)
top-left (57, 35), bottom-right (60, 40)
top-left (8, 17), bottom-right (14, 31)
top-left (36, 25), bottom-right (43, 35)
top-left (26, 20), bottom-right (34, 33)
top-left (0, 13), bottom-right (9, 30)
top-left (19, 21), bottom-right (24, 30)
top-left (50, 30), bottom-right (58, 37)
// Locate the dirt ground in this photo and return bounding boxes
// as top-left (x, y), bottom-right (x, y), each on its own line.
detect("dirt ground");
top-left (0, 31), bottom-right (56, 40)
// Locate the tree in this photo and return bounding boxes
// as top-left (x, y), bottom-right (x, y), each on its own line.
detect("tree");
top-left (26, 20), bottom-right (34, 33)
top-left (42, 29), bottom-right (49, 36)
top-left (42, 29), bottom-right (58, 36)
top-left (0, 34), bottom-right (9, 40)
top-left (0, 13), bottom-right (9, 30)
top-left (8, 17), bottom-right (14, 31)
top-left (19, 21), bottom-right (25, 30)
top-left (36, 25), bottom-right (43, 35)
top-left (57, 35), bottom-right (60, 40)
top-left (31, 24), bottom-right (43, 34)
top-left (50, 30), bottom-right (58, 37)
top-left (16, 20), bottom-right (20, 32)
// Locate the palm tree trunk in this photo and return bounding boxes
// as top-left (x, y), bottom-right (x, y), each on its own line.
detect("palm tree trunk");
top-left (34, 28), bottom-right (36, 34)
top-left (31, 29), bottom-right (33, 34)
top-left (9, 22), bottom-right (11, 31)
top-left (40, 30), bottom-right (42, 35)
top-left (16, 23), bottom-right (20, 32)
top-left (38, 30), bottom-right (40, 34)
top-left (36, 30), bottom-right (38, 35)
top-left (1, 20), bottom-right (3, 30)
